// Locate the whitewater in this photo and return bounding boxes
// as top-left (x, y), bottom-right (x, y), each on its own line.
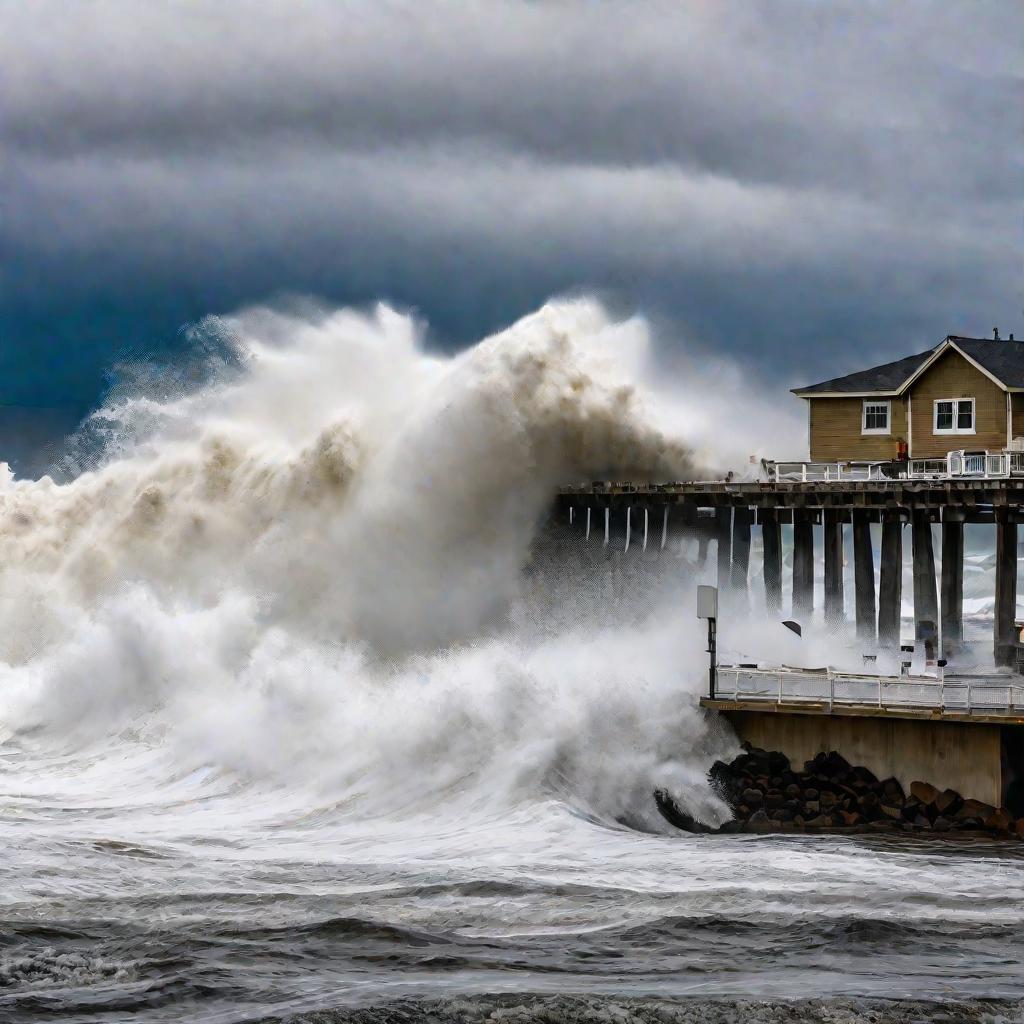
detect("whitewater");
top-left (1, 300), bottom-right (1023, 1024)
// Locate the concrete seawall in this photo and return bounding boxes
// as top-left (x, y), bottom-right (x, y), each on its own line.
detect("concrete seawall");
top-left (704, 701), bottom-right (1024, 809)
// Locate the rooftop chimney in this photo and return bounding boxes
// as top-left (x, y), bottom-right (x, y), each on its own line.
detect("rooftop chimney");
top-left (994, 327), bottom-right (1000, 340)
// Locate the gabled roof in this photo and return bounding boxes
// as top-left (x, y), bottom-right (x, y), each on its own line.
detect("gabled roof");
top-left (952, 338), bottom-right (1024, 389)
top-left (793, 335), bottom-right (1024, 397)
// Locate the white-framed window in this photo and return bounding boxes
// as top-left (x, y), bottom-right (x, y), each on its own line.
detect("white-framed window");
top-left (933, 398), bottom-right (975, 434)
top-left (861, 399), bottom-right (891, 434)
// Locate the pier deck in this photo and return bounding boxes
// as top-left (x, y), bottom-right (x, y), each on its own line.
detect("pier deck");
top-left (559, 478), bottom-right (1024, 518)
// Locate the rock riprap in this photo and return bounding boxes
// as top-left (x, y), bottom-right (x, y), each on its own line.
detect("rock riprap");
top-left (655, 745), bottom-right (1024, 839)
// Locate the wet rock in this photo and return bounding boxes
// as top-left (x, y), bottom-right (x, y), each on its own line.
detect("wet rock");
top-left (849, 765), bottom-right (879, 788)
top-left (822, 752), bottom-right (852, 778)
top-left (934, 789), bottom-right (963, 818)
top-left (910, 781), bottom-right (939, 805)
top-left (984, 808), bottom-right (1014, 832)
top-left (703, 747), bottom-right (1021, 842)
top-left (881, 777), bottom-right (906, 803)
top-left (900, 800), bottom-right (921, 822)
top-left (858, 793), bottom-right (882, 821)
top-left (956, 799), bottom-right (996, 821)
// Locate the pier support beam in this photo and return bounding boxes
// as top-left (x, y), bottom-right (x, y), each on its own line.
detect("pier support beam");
top-left (878, 512), bottom-right (903, 650)
top-left (715, 507), bottom-right (732, 591)
top-left (684, 497), bottom-right (700, 561)
top-left (995, 510), bottom-right (1017, 668)
top-left (852, 510), bottom-right (876, 644)
top-left (823, 509), bottom-right (844, 627)
top-left (912, 511), bottom-right (939, 643)
top-left (761, 508), bottom-right (782, 615)
top-left (696, 513), bottom-right (710, 569)
top-left (792, 510), bottom-right (814, 622)
top-left (940, 515), bottom-right (964, 656)
top-left (731, 506), bottom-right (751, 601)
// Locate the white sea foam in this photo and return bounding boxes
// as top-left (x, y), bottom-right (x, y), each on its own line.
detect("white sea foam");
top-left (0, 299), bottom-right (764, 830)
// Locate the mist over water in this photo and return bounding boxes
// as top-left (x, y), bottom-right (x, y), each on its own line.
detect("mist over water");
top-left (1, 300), bottom-right (1023, 1023)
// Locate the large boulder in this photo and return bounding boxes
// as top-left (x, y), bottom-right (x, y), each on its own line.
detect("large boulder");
top-left (956, 798), bottom-right (995, 822)
top-left (910, 781), bottom-right (939, 805)
top-left (881, 777), bottom-right (906, 803)
top-left (934, 789), bottom-right (964, 818)
top-left (984, 808), bottom-right (1014, 832)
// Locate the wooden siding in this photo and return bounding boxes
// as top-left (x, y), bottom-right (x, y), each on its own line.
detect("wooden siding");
top-left (1012, 392), bottom-right (1024, 443)
top-left (809, 397), bottom-right (907, 461)
top-left (908, 348), bottom-right (1006, 457)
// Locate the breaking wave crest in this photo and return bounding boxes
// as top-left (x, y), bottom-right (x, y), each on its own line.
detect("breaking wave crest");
top-left (0, 298), bottom-right (733, 837)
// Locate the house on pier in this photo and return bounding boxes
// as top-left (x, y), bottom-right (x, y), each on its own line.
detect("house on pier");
top-left (794, 331), bottom-right (1024, 465)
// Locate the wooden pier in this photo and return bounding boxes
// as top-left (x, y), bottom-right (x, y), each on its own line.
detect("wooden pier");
top-left (558, 479), bottom-right (1024, 666)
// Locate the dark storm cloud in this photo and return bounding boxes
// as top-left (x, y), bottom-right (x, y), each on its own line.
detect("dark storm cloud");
top-left (1, 0), bottom-right (1021, 471)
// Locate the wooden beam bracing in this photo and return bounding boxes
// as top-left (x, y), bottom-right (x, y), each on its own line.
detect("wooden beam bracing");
top-left (761, 508), bottom-right (782, 614)
top-left (852, 510), bottom-right (876, 644)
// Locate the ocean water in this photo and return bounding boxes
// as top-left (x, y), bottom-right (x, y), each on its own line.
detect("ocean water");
top-left (1, 301), bottom-right (1023, 1024)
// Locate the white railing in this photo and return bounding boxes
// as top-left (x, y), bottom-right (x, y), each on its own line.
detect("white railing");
top-left (716, 666), bottom-right (1024, 715)
top-left (907, 450), bottom-right (1013, 480)
top-left (768, 461), bottom-right (891, 483)
top-left (906, 458), bottom-right (949, 479)
top-left (766, 450), bottom-right (1024, 483)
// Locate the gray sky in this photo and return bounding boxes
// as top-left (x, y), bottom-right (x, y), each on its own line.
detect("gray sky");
top-left (1, 0), bottom-right (1021, 468)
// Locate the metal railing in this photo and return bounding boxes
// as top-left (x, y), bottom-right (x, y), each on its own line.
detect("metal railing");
top-left (767, 461), bottom-right (891, 483)
top-left (766, 450), bottom-right (1024, 483)
top-left (716, 666), bottom-right (1024, 715)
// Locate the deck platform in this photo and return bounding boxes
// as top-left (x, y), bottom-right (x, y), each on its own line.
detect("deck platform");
top-left (559, 478), bottom-right (1024, 519)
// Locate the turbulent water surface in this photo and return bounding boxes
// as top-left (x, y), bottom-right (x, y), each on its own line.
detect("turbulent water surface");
top-left (2, 301), bottom-right (1023, 1023)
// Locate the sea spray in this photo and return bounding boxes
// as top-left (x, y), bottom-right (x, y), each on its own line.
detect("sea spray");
top-left (0, 298), bottom-right (736, 830)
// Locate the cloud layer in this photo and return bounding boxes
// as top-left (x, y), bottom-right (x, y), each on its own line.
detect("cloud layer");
top-left (1, 0), bottom-right (1021, 461)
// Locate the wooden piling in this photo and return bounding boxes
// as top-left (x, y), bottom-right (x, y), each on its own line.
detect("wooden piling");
top-left (852, 510), bottom-right (876, 643)
top-left (823, 508), bottom-right (844, 627)
top-left (715, 507), bottom-right (732, 590)
top-left (696, 516), bottom-right (709, 568)
top-left (878, 512), bottom-right (903, 648)
top-left (731, 506), bottom-right (752, 600)
top-left (792, 510), bottom-right (814, 621)
top-left (912, 510), bottom-right (939, 643)
top-left (761, 508), bottom-right (782, 614)
top-left (995, 510), bottom-right (1017, 667)
top-left (940, 516), bottom-right (964, 654)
